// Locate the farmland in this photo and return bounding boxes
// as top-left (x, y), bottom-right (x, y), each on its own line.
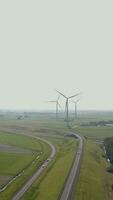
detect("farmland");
top-left (0, 111), bottom-right (113, 200)
top-left (0, 131), bottom-right (51, 200)
top-left (76, 126), bottom-right (113, 139)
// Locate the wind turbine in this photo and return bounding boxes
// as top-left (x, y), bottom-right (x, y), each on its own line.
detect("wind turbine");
top-left (48, 96), bottom-right (62, 120)
top-left (56, 90), bottom-right (80, 125)
top-left (71, 99), bottom-right (80, 119)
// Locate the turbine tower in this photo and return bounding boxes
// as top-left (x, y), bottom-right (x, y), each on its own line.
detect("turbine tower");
top-left (48, 96), bottom-right (62, 120)
top-left (56, 90), bottom-right (80, 126)
top-left (71, 99), bottom-right (80, 119)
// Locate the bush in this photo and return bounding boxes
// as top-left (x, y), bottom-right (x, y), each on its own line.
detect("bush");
top-left (106, 165), bottom-right (113, 173)
top-left (104, 138), bottom-right (113, 163)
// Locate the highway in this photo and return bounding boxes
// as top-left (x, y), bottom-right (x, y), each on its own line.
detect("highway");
top-left (59, 131), bottom-right (84, 200)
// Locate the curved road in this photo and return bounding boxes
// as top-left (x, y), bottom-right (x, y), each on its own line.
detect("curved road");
top-left (0, 127), bottom-right (83, 200)
top-left (11, 135), bottom-right (56, 200)
top-left (59, 131), bottom-right (84, 200)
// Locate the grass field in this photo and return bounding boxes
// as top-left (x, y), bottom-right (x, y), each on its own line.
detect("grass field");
top-left (76, 126), bottom-right (113, 139)
top-left (0, 152), bottom-right (33, 180)
top-left (73, 140), bottom-right (113, 200)
top-left (21, 137), bottom-right (78, 200)
top-left (0, 112), bottom-right (113, 200)
top-left (0, 132), bottom-right (51, 200)
top-left (0, 132), bottom-right (44, 151)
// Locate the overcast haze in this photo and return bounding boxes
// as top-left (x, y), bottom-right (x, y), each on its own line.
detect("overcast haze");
top-left (0, 0), bottom-right (113, 110)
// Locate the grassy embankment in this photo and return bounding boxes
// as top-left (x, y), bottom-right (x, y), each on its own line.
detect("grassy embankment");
top-left (0, 132), bottom-right (51, 200)
top-left (73, 140), bottom-right (113, 200)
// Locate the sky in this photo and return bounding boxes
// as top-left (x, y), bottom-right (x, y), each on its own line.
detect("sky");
top-left (0, 0), bottom-right (113, 111)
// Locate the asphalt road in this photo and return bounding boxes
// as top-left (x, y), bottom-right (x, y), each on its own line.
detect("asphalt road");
top-left (0, 126), bottom-right (56, 200)
top-left (11, 135), bottom-right (56, 200)
top-left (59, 131), bottom-right (84, 200)
top-left (0, 127), bottom-right (83, 200)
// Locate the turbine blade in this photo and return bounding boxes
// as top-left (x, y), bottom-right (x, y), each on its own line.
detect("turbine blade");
top-left (70, 99), bottom-right (80, 103)
top-left (69, 100), bottom-right (74, 103)
top-left (76, 98), bottom-right (80, 103)
top-left (68, 92), bottom-right (81, 99)
top-left (56, 90), bottom-right (67, 98)
top-left (58, 102), bottom-right (62, 110)
top-left (57, 95), bottom-right (60, 101)
top-left (47, 101), bottom-right (56, 103)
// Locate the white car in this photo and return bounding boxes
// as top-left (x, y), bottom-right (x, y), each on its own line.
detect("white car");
top-left (42, 164), bottom-right (46, 168)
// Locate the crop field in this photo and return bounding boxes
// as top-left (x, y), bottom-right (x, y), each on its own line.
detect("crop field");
top-left (0, 114), bottom-right (67, 131)
top-left (0, 111), bottom-right (113, 200)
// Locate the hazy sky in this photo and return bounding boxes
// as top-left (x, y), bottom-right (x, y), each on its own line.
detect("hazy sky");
top-left (0, 0), bottom-right (113, 110)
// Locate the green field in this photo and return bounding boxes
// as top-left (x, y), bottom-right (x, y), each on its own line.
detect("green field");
top-left (0, 112), bottom-right (113, 200)
top-left (0, 152), bottom-right (33, 183)
top-left (0, 131), bottom-right (51, 200)
top-left (21, 137), bottom-right (78, 200)
top-left (73, 140), bottom-right (113, 200)
top-left (0, 132), bottom-right (45, 151)
top-left (76, 126), bottom-right (113, 139)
